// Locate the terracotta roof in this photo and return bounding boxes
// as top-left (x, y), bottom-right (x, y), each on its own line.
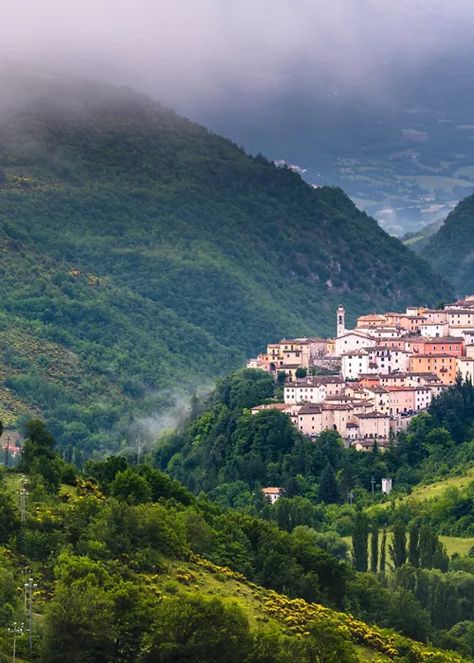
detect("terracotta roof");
top-left (262, 487), bottom-right (283, 494)
top-left (424, 336), bottom-right (464, 343)
top-left (411, 353), bottom-right (457, 359)
top-left (447, 309), bottom-right (474, 314)
top-left (357, 412), bottom-right (390, 419)
top-left (341, 350), bottom-right (369, 356)
top-left (322, 403), bottom-right (354, 411)
top-left (386, 386), bottom-right (417, 392)
top-left (298, 404), bottom-right (322, 414)
top-left (338, 330), bottom-right (375, 340)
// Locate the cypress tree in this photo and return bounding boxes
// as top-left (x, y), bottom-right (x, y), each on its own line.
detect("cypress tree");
top-left (408, 521), bottom-right (420, 567)
top-left (419, 524), bottom-right (436, 569)
top-left (380, 529), bottom-right (387, 576)
top-left (389, 521), bottom-right (407, 569)
top-left (433, 541), bottom-right (449, 572)
top-left (370, 526), bottom-right (379, 574)
top-left (352, 511), bottom-right (369, 572)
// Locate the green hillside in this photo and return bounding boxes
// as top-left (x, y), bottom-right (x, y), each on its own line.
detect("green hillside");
top-left (0, 66), bottom-right (452, 452)
top-left (422, 193), bottom-right (474, 295)
top-left (0, 450), bottom-right (466, 663)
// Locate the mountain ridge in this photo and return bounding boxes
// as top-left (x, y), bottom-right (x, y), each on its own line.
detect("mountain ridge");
top-left (0, 66), bottom-right (452, 452)
top-left (422, 192), bottom-right (474, 295)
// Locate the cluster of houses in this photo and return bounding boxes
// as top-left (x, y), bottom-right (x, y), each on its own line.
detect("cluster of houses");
top-left (248, 295), bottom-right (474, 451)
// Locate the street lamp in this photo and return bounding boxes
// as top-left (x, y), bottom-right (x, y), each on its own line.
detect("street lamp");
top-left (24, 577), bottom-right (37, 654)
top-left (8, 622), bottom-right (24, 663)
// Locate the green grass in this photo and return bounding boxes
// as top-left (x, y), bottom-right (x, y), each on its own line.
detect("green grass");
top-left (343, 531), bottom-right (474, 559)
top-left (151, 559), bottom-right (394, 662)
top-left (440, 536), bottom-right (474, 556)
top-left (409, 468), bottom-right (474, 501)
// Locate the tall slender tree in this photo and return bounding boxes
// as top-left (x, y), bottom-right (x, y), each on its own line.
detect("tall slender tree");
top-left (390, 521), bottom-right (407, 569)
top-left (319, 463), bottom-right (339, 504)
top-left (380, 529), bottom-right (387, 576)
top-left (408, 521), bottom-right (420, 567)
top-left (352, 511), bottom-right (369, 572)
top-left (370, 526), bottom-right (379, 574)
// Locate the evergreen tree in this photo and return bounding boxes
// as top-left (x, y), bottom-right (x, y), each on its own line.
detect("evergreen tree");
top-left (319, 463), bottom-right (339, 504)
top-left (370, 526), bottom-right (379, 574)
top-left (389, 521), bottom-right (407, 569)
top-left (352, 511), bottom-right (369, 572)
top-left (419, 524), bottom-right (436, 569)
top-left (433, 541), bottom-right (449, 572)
top-left (380, 529), bottom-right (387, 576)
top-left (408, 521), bottom-right (420, 567)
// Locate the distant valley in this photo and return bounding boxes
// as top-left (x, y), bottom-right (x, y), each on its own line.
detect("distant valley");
top-left (192, 62), bottom-right (474, 237)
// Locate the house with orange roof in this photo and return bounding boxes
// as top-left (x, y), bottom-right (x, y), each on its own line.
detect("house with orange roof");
top-left (409, 353), bottom-right (458, 385)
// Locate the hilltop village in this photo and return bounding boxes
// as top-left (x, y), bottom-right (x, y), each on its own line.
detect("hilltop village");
top-left (248, 295), bottom-right (474, 451)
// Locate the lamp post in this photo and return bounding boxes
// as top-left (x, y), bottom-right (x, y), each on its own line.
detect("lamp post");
top-left (8, 622), bottom-right (23, 663)
top-left (24, 577), bottom-right (37, 654)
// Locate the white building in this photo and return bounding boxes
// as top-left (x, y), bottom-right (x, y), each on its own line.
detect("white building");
top-left (420, 322), bottom-right (450, 338)
top-left (458, 356), bottom-right (474, 383)
top-left (335, 330), bottom-right (377, 355)
top-left (369, 347), bottom-right (411, 374)
top-left (283, 376), bottom-right (344, 404)
top-left (262, 487), bottom-right (283, 504)
top-left (341, 350), bottom-right (370, 380)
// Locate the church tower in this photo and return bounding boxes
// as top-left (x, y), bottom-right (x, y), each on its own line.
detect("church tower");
top-left (336, 305), bottom-right (345, 337)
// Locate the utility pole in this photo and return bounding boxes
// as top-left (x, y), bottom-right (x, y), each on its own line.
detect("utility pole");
top-left (24, 577), bottom-right (37, 654)
top-left (8, 621), bottom-right (23, 663)
top-left (348, 490), bottom-right (354, 505)
top-left (371, 477), bottom-right (375, 495)
top-left (136, 432), bottom-right (144, 465)
top-left (18, 489), bottom-right (28, 523)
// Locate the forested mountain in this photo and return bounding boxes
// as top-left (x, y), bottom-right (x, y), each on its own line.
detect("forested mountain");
top-left (0, 66), bottom-right (451, 451)
top-left (422, 193), bottom-right (474, 296)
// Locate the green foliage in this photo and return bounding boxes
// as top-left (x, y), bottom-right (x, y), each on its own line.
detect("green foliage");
top-left (352, 512), bottom-right (369, 572)
top-left (423, 193), bottom-right (474, 295)
top-left (370, 526), bottom-right (379, 574)
top-left (390, 522), bottom-right (407, 569)
top-left (19, 419), bottom-right (75, 492)
top-left (319, 463), bottom-right (340, 504)
top-left (139, 594), bottom-right (251, 663)
top-left (111, 469), bottom-right (152, 504)
top-left (387, 589), bottom-right (432, 642)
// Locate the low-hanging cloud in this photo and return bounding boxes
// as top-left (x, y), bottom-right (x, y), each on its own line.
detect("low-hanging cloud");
top-left (2, 0), bottom-right (474, 114)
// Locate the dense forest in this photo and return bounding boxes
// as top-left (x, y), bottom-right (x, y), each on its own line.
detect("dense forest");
top-left (0, 66), bottom-right (452, 452)
top-left (422, 193), bottom-right (474, 296)
top-left (0, 411), bottom-right (471, 662)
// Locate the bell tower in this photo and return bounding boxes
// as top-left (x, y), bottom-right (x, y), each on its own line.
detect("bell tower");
top-left (337, 305), bottom-right (345, 337)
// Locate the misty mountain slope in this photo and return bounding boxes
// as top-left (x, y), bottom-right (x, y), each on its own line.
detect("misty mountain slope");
top-left (422, 193), bottom-right (474, 296)
top-left (0, 70), bottom-right (452, 452)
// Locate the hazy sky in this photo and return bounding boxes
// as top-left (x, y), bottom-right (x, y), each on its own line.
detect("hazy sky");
top-left (2, 0), bottom-right (474, 111)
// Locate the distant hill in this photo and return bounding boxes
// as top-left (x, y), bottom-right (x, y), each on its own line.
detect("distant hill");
top-left (0, 66), bottom-right (452, 453)
top-left (402, 217), bottom-right (444, 253)
top-left (422, 193), bottom-right (474, 295)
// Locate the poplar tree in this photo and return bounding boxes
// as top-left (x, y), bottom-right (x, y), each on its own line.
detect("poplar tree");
top-left (380, 529), bottom-right (387, 576)
top-left (390, 521), bottom-right (407, 569)
top-left (370, 526), bottom-right (379, 574)
top-left (408, 521), bottom-right (420, 567)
